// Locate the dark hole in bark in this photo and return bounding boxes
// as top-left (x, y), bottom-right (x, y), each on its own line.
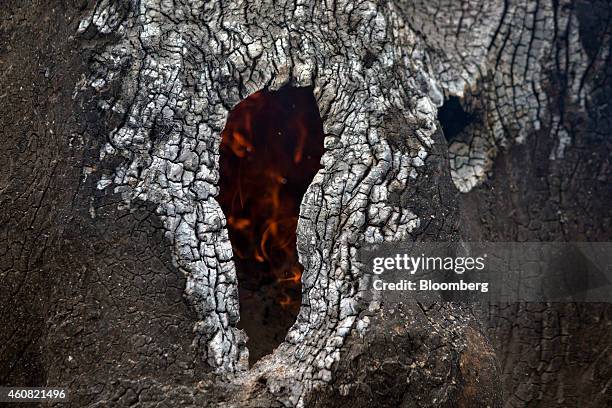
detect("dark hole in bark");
top-left (218, 86), bottom-right (325, 364)
top-left (438, 96), bottom-right (474, 143)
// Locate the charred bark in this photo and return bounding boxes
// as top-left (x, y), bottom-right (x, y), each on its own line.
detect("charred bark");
top-left (0, 0), bottom-right (609, 407)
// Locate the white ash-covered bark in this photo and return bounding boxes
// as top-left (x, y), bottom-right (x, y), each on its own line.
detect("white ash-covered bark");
top-left (81, 0), bottom-right (445, 386)
top-left (72, 0), bottom-right (601, 406)
top-left (399, 0), bottom-right (593, 192)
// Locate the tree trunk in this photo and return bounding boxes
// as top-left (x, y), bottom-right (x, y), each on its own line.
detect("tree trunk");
top-left (0, 1), bottom-right (609, 407)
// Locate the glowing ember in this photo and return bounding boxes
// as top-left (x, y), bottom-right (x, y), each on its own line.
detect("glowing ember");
top-left (218, 86), bottom-right (325, 316)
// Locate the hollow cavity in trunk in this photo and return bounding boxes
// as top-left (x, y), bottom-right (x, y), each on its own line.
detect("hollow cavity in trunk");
top-left (218, 86), bottom-right (325, 363)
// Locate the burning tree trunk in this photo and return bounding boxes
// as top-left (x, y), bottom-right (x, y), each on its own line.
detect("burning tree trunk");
top-left (0, 0), bottom-right (609, 407)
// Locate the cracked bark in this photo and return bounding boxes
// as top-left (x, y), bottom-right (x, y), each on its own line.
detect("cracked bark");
top-left (0, 0), bottom-right (609, 407)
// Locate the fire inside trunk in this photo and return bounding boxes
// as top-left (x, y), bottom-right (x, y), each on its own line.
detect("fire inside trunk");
top-left (218, 86), bottom-right (325, 363)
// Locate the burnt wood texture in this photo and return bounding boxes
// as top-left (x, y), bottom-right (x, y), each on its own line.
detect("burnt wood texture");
top-left (0, 1), bottom-right (610, 407)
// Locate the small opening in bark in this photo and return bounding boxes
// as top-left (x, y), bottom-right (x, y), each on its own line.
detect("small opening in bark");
top-left (438, 96), bottom-right (474, 143)
top-left (218, 86), bottom-right (325, 364)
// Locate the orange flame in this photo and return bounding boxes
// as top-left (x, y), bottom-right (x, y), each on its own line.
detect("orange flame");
top-left (218, 87), bottom-right (325, 312)
top-left (228, 131), bottom-right (254, 158)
